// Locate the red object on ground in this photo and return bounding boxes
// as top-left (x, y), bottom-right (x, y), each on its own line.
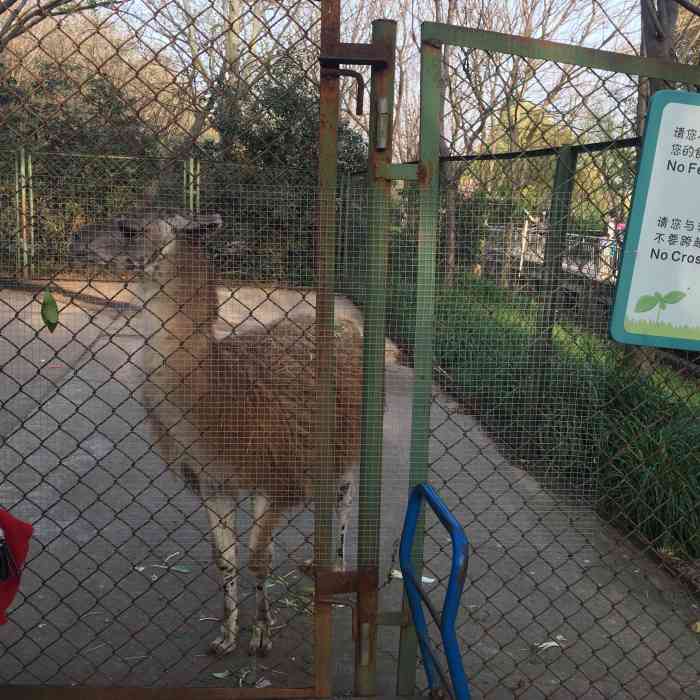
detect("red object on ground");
top-left (0, 509), bottom-right (33, 624)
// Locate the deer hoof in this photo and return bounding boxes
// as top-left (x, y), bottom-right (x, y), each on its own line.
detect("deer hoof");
top-left (209, 629), bottom-right (238, 656)
top-left (248, 621), bottom-right (272, 657)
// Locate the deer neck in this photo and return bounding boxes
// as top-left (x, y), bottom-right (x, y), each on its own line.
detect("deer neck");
top-left (144, 244), bottom-right (218, 358)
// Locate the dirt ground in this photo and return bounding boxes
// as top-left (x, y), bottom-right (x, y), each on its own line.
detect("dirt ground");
top-left (0, 285), bottom-right (698, 698)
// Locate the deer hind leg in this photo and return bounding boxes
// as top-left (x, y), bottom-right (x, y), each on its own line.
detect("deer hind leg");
top-left (300, 469), bottom-right (356, 576)
top-left (335, 469), bottom-right (355, 569)
top-left (248, 493), bottom-right (280, 656)
top-left (205, 492), bottom-right (239, 656)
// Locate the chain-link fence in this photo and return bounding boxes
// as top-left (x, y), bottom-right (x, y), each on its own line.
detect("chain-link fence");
top-left (376, 29), bottom-right (700, 700)
top-left (2, 1), bottom-right (700, 698)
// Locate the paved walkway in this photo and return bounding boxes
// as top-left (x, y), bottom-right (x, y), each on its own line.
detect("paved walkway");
top-left (0, 288), bottom-right (698, 698)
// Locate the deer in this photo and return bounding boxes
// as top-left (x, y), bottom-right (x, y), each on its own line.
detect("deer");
top-left (72, 210), bottom-right (365, 656)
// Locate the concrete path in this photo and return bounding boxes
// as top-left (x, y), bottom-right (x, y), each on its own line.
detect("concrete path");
top-left (0, 288), bottom-right (698, 698)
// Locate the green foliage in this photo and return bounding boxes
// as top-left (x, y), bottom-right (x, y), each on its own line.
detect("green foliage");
top-left (212, 57), bottom-right (367, 185)
top-left (41, 290), bottom-right (59, 332)
top-left (386, 273), bottom-right (700, 560)
top-left (600, 367), bottom-right (700, 559)
top-left (198, 57), bottom-right (368, 283)
top-left (0, 62), bottom-right (159, 155)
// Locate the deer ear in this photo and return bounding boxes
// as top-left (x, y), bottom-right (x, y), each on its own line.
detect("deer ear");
top-left (115, 217), bottom-right (144, 238)
top-left (183, 214), bottom-right (223, 239)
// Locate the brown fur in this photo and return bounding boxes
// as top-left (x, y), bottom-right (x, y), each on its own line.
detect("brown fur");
top-left (141, 231), bottom-right (362, 505)
top-left (138, 219), bottom-right (363, 655)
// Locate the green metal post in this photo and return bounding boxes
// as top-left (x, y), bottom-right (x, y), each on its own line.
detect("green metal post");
top-left (17, 147), bottom-right (29, 277)
top-left (189, 158), bottom-right (195, 211)
top-left (26, 151), bottom-right (34, 275)
top-left (356, 18), bottom-right (396, 698)
top-left (396, 34), bottom-right (442, 696)
top-left (541, 146), bottom-right (577, 336)
top-left (14, 151), bottom-right (21, 274)
top-left (194, 158), bottom-right (201, 213)
top-left (182, 160), bottom-right (187, 210)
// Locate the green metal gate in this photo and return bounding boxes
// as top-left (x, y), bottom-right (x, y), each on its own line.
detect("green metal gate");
top-left (390, 21), bottom-right (700, 699)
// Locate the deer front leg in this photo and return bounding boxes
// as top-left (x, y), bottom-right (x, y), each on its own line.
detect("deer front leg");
top-left (248, 493), bottom-right (280, 656)
top-left (205, 493), bottom-right (239, 656)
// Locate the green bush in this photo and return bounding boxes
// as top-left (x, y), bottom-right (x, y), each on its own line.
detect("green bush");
top-left (386, 273), bottom-right (700, 560)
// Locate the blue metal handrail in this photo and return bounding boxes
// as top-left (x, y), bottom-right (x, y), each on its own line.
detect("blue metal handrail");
top-left (399, 483), bottom-right (471, 700)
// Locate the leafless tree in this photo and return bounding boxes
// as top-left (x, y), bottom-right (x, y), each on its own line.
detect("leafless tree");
top-left (0, 0), bottom-right (119, 53)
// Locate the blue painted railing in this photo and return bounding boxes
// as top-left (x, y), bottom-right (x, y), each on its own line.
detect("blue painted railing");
top-left (399, 483), bottom-right (471, 700)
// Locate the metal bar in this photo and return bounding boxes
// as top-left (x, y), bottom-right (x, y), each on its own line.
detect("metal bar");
top-left (182, 159), bottom-right (187, 209)
top-left (541, 145), bottom-right (578, 337)
top-left (323, 69), bottom-right (365, 115)
top-left (377, 163), bottom-right (418, 180)
top-left (18, 146), bottom-right (29, 278)
top-left (316, 57), bottom-right (339, 567)
top-left (439, 136), bottom-right (640, 161)
top-left (396, 37), bottom-right (442, 697)
top-left (355, 18), bottom-right (396, 698)
top-left (189, 158), bottom-right (196, 211)
top-left (27, 150), bottom-right (34, 276)
top-left (14, 150), bottom-right (21, 274)
top-left (349, 135), bottom-right (639, 177)
top-left (315, 2), bottom-right (341, 696)
top-left (2, 688), bottom-right (316, 700)
top-left (421, 21), bottom-right (700, 84)
top-left (320, 0), bottom-right (339, 53)
top-left (314, 598), bottom-right (333, 697)
top-left (320, 42), bottom-right (391, 67)
top-left (194, 158), bottom-right (201, 212)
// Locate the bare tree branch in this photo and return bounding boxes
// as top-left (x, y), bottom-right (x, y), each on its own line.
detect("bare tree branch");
top-left (0, 0), bottom-right (117, 51)
top-left (671, 0), bottom-right (700, 18)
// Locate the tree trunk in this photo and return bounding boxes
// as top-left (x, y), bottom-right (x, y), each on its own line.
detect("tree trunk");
top-left (628, 1), bottom-right (680, 372)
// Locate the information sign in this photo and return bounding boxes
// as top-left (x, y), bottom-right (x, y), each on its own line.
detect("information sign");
top-left (611, 90), bottom-right (700, 351)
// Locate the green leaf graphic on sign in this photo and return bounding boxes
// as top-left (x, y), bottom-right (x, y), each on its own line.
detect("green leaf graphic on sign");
top-left (634, 290), bottom-right (686, 324)
top-left (662, 290), bottom-right (686, 305)
top-left (634, 295), bottom-right (658, 313)
top-left (41, 291), bottom-right (59, 333)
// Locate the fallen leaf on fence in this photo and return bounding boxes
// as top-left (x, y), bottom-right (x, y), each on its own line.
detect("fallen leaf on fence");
top-left (41, 291), bottom-right (59, 333)
top-left (690, 621), bottom-right (700, 634)
top-left (534, 641), bottom-right (561, 652)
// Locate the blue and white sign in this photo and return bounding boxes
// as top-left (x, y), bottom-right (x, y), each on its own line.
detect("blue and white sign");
top-left (611, 90), bottom-right (700, 351)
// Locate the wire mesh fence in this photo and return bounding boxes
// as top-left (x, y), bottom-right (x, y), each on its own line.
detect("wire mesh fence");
top-left (1, 0), bottom-right (700, 697)
top-left (381, 37), bottom-right (700, 700)
top-left (0, 183), bottom-right (390, 688)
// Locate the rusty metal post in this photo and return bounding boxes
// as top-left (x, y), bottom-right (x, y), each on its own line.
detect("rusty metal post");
top-left (356, 18), bottom-right (396, 697)
top-left (315, 1), bottom-right (341, 696)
